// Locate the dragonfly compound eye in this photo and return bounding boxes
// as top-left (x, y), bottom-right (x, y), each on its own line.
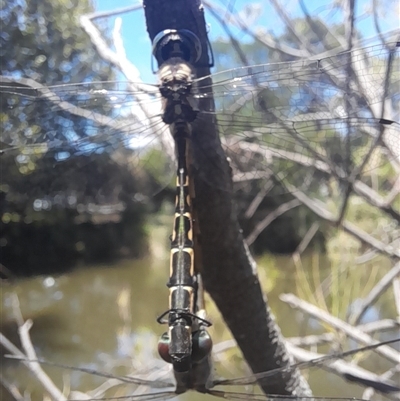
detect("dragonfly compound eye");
top-left (158, 332), bottom-right (172, 363)
top-left (191, 329), bottom-right (212, 362)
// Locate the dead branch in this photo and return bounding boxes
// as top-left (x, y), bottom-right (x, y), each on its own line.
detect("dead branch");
top-left (286, 342), bottom-right (400, 399)
top-left (287, 186), bottom-right (400, 259)
top-left (0, 295), bottom-right (66, 401)
top-left (280, 293), bottom-right (400, 365)
top-left (245, 199), bottom-right (301, 246)
top-left (349, 261), bottom-right (400, 325)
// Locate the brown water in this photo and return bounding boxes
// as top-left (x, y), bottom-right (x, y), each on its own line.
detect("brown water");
top-left (0, 229), bottom-right (396, 401)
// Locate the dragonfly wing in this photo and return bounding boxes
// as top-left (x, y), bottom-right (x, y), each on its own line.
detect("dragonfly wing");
top-left (207, 389), bottom-right (369, 400)
top-left (192, 43), bottom-right (399, 198)
top-left (67, 391), bottom-right (178, 400)
top-left (342, 372), bottom-right (400, 394)
top-left (0, 78), bottom-right (176, 198)
top-left (5, 356), bottom-right (175, 389)
top-left (211, 339), bottom-right (400, 395)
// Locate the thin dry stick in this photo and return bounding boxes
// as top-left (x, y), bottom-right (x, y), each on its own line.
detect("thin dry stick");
top-left (286, 342), bottom-right (400, 397)
top-left (79, 9), bottom-right (171, 159)
top-left (288, 186), bottom-right (400, 259)
top-left (245, 199), bottom-right (301, 245)
top-left (0, 332), bottom-right (66, 401)
top-left (349, 261), bottom-right (400, 325)
top-left (280, 293), bottom-right (400, 364)
top-left (79, 9), bottom-right (155, 96)
top-left (6, 294), bottom-right (67, 401)
top-left (0, 375), bottom-right (25, 401)
top-left (293, 222), bottom-right (320, 257)
top-left (393, 277), bottom-right (400, 319)
top-left (288, 319), bottom-right (400, 347)
top-left (230, 139), bottom-right (400, 223)
top-left (244, 180), bottom-right (274, 219)
top-left (203, 0), bottom-right (309, 58)
top-left (358, 319), bottom-right (400, 333)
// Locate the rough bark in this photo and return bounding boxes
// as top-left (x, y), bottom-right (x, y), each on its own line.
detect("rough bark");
top-left (143, 0), bottom-right (311, 395)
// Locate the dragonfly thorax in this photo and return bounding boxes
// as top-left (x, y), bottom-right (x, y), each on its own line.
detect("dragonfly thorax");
top-left (159, 58), bottom-right (198, 124)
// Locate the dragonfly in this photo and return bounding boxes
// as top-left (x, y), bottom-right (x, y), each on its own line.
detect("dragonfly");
top-left (7, 338), bottom-right (400, 400)
top-left (1, 27), bottom-right (399, 400)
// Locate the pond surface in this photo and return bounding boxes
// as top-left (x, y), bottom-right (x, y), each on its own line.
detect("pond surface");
top-left (0, 231), bottom-right (396, 401)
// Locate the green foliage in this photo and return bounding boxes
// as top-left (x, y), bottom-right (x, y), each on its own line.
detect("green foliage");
top-left (1, 0), bottom-right (111, 83)
top-left (0, 0), bottom-right (149, 275)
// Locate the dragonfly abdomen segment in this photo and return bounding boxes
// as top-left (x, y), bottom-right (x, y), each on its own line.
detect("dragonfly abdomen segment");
top-left (157, 124), bottom-right (204, 373)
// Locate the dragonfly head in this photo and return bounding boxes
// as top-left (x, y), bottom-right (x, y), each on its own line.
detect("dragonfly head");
top-left (158, 327), bottom-right (212, 368)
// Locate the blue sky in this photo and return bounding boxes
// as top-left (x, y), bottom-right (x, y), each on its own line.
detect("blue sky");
top-left (93, 0), bottom-right (399, 83)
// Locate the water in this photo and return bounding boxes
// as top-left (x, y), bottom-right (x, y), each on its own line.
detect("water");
top-left (1, 242), bottom-right (397, 400)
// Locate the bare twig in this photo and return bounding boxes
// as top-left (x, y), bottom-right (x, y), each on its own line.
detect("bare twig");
top-left (393, 277), bottom-right (400, 319)
top-left (79, 13), bottom-right (140, 82)
top-left (243, 180), bottom-right (274, 219)
top-left (349, 262), bottom-right (400, 325)
top-left (287, 187), bottom-right (400, 259)
top-left (79, 9), bottom-right (172, 160)
top-left (287, 333), bottom-right (335, 347)
top-left (245, 199), bottom-right (301, 246)
top-left (227, 130), bottom-right (400, 223)
top-left (82, 3), bottom-right (142, 21)
top-left (357, 319), bottom-right (400, 334)
top-left (280, 293), bottom-right (400, 364)
top-left (268, 0), bottom-right (312, 55)
top-left (287, 320), bottom-right (400, 346)
top-left (292, 222), bottom-right (320, 257)
top-left (0, 375), bottom-right (25, 401)
top-left (202, 0), bottom-right (309, 58)
top-left (286, 342), bottom-right (400, 399)
top-left (0, 296), bottom-right (67, 401)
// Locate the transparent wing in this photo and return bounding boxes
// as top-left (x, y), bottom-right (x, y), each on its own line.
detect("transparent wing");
top-left (8, 339), bottom-right (398, 400)
top-left (1, 43), bottom-right (398, 212)
top-left (212, 338), bottom-right (400, 390)
top-left (207, 391), bottom-right (371, 400)
top-left (192, 42), bottom-right (399, 204)
top-left (0, 78), bottom-right (175, 201)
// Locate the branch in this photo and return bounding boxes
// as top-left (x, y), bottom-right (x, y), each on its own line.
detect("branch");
top-left (243, 179), bottom-right (273, 219)
top-left (82, 4), bottom-right (142, 20)
top-left (268, 0), bottom-right (312, 55)
top-left (280, 293), bottom-right (400, 364)
top-left (202, 0), bottom-right (309, 58)
top-left (292, 222), bottom-right (320, 257)
top-left (79, 13), bottom-right (141, 82)
top-left (0, 375), bottom-right (25, 401)
top-left (227, 136), bottom-right (400, 223)
top-left (0, 295), bottom-right (66, 401)
top-left (288, 320), bottom-right (400, 346)
top-left (287, 186), bottom-right (400, 259)
top-left (286, 342), bottom-right (400, 398)
top-left (349, 261), bottom-right (400, 325)
top-left (245, 199), bottom-right (301, 246)
top-left (79, 8), bottom-right (163, 142)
